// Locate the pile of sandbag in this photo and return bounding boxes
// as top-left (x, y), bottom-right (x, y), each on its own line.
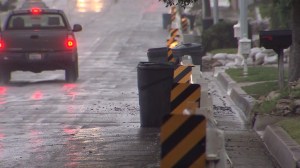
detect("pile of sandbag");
top-left (202, 47), bottom-right (290, 68)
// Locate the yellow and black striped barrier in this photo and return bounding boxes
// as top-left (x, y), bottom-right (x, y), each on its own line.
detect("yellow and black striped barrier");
top-left (170, 6), bottom-right (176, 22)
top-left (169, 28), bottom-right (179, 39)
top-left (166, 28), bottom-right (179, 63)
top-left (167, 48), bottom-right (176, 63)
top-left (181, 17), bottom-right (188, 32)
top-left (166, 37), bottom-right (178, 48)
top-left (171, 83), bottom-right (201, 114)
top-left (160, 114), bottom-right (206, 168)
top-left (174, 65), bottom-right (192, 83)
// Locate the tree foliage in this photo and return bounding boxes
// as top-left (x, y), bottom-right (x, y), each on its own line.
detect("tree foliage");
top-left (271, 0), bottom-right (292, 29)
top-left (0, 0), bottom-right (17, 11)
top-left (202, 21), bottom-right (237, 53)
top-left (159, 0), bottom-right (199, 7)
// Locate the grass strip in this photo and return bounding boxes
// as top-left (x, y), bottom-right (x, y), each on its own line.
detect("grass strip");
top-left (242, 81), bottom-right (279, 99)
top-left (276, 118), bottom-right (300, 144)
top-left (225, 66), bottom-right (285, 83)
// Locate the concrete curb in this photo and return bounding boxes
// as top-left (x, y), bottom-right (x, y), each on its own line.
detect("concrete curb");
top-left (214, 69), bottom-right (300, 168)
top-left (215, 72), bottom-right (256, 123)
top-left (263, 125), bottom-right (300, 168)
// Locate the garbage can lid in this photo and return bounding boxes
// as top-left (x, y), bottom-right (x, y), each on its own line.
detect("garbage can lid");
top-left (147, 47), bottom-right (168, 52)
top-left (173, 43), bottom-right (201, 50)
top-left (137, 62), bottom-right (174, 70)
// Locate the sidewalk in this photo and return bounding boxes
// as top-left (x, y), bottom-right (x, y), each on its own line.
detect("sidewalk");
top-left (177, 0), bottom-right (300, 166)
top-left (199, 69), bottom-right (278, 168)
top-left (169, 1), bottom-right (299, 167)
top-left (214, 68), bottom-right (300, 168)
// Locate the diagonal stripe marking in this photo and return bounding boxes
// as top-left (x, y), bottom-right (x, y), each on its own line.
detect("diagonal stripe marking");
top-left (189, 153), bottom-right (206, 168)
top-left (170, 84), bottom-right (189, 102)
top-left (161, 118), bottom-right (206, 168)
top-left (160, 115), bottom-right (190, 144)
top-left (172, 86), bottom-right (200, 114)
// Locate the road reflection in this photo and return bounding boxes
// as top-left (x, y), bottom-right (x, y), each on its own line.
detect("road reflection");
top-left (31, 90), bottom-right (43, 100)
top-left (0, 131), bottom-right (4, 160)
top-left (0, 87), bottom-right (7, 105)
top-left (63, 127), bottom-right (80, 168)
top-left (145, 1), bottom-right (159, 13)
top-left (76, 0), bottom-right (104, 13)
top-left (62, 83), bottom-right (78, 101)
top-left (28, 129), bottom-right (47, 165)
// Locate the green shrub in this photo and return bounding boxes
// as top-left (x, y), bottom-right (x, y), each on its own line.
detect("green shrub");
top-left (202, 21), bottom-right (237, 53)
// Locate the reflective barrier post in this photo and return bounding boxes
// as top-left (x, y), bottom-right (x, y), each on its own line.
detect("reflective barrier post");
top-left (161, 114), bottom-right (206, 168)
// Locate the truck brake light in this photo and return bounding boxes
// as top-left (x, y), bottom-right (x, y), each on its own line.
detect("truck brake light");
top-left (31, 8), bottom-right (42, 15)
top-left (66, 35), bottom-right (76, 49)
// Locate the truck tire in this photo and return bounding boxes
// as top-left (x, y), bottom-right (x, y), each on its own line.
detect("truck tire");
top-left (0, 68), bottom-right (11, 84)
top-left (65, 61), bottom-right (78, 83)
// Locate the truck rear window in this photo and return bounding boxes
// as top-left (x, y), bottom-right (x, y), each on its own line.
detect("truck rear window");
top-left (7, 14), bottom-right (66, 30)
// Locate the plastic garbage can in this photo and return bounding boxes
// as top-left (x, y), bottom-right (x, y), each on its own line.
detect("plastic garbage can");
top-left (147, 47), bottom-right (168, 63)
top-left (137, 62), bottom-right (174, 127)
top-left (162, 13), bottom-right (171, 29)
top-left (171, 43), bottom-right (203, 68)
top-left (182, 14), bottom-right (196, 30)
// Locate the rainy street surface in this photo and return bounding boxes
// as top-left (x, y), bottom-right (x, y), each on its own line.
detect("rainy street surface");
top-left (0, 0), bottom-right (279, 168)
top-left (0, 0), bottom-right (166, 167)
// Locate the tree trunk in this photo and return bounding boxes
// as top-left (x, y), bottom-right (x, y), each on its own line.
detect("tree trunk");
top-left (288, 0), bottom-right (300, 82)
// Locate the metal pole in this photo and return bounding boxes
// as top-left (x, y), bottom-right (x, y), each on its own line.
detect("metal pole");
top-left (277, 49), bottom-right (285, 90)
top-left (213, 0), bottom-right (219, 24)
top-left (239, 0), bottom-right (248, 38)
top-left (239, 0), bottom-right (251, 77)
top-left (243, 53), bottom-right (248, 76)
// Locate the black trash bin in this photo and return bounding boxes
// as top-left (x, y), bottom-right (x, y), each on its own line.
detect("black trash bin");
top-left (137, 62), bottom-right (174, 127)
top-left (162, 13), bottom-right (171, 29)
top-left (147, 47), bottom-right (168, 63)
top-left (182, 14), bottom-right (196, 30)
top-left (171, 43), bottom-right (203, 68)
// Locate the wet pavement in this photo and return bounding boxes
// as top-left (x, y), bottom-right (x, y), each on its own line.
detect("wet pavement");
top-left (0, 0), bottom-right (165, 167)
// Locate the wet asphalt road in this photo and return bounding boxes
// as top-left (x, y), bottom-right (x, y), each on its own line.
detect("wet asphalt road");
top-left (0, 0), bottom-right (168, 167)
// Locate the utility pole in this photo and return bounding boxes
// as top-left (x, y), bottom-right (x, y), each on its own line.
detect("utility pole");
top-left (213, 0), bottom-right (219, 24)
top-left (239, 0), bottom-right (251, 76)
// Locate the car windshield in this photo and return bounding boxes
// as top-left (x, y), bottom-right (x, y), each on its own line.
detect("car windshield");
top-left (21, 2), bottom-right (48, 9)
top-left (7, 13), bottom-right (66, 30)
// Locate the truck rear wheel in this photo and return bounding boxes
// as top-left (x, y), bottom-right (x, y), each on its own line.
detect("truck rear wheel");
top-left (65, 61), bottom-right (78, 83)
top-left (0, 68), bottom-right (11, 85)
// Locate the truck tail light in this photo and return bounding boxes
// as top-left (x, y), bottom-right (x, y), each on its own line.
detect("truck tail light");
top-left (65, 35), bottom-right (76, 49)
top-left (0, 35), bottom-right (4, 49)
top-left (31, 8), bottom-right (42, 15)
